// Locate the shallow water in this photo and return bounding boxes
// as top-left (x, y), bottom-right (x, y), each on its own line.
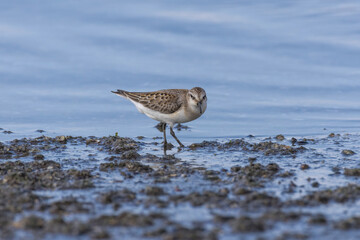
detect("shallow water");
top-left (1, 0), bottom-right (360, 139)
top-left (1, 134), bottom-right (360, 239)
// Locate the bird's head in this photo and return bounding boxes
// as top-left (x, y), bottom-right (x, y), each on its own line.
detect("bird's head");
top-left (187, 87), bottom-right (207, 114)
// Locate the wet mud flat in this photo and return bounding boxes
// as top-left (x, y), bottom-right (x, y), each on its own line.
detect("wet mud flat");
top-left (1, 132), bottom-right (360, 239)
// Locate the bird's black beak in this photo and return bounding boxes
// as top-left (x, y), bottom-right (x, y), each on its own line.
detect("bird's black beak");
top-left (198, 101), bottom-right (202, 114)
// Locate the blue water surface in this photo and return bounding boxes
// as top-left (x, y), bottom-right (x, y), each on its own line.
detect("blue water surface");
top-left (1, 0), bottom-right (360, 141)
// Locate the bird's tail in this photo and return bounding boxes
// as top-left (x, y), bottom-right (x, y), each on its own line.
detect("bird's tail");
top-left (111, 89), bottom-right (128, 98)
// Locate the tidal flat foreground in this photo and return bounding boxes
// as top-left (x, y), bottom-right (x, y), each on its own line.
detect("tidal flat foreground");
top-left (1, 133), bottom-right (360, 239)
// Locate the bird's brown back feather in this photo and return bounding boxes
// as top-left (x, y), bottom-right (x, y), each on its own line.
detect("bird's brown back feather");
top-left (112, 89), bottom-right (186, 114)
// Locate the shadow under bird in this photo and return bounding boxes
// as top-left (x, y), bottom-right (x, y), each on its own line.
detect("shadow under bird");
top-left (111, 87), bottom-right (207, 154)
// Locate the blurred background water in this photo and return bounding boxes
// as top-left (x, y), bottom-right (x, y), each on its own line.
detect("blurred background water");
top-left (1, 0), bottom-right (360, 141)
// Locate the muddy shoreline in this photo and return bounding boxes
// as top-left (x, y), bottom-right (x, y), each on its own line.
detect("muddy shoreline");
top-left (1, 132), bottom-right (360, 239)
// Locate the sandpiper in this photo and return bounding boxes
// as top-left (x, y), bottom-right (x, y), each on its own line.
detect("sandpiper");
top-left (112, 87), bottom-right (207, 153)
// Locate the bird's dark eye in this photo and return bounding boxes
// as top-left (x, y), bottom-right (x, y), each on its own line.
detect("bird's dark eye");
top-left (190, 95), bottom-right (195, 100)
top-left (203, 96), bottom-right (206, 100)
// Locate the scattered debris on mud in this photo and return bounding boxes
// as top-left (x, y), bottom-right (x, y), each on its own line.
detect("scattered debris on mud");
top-left (189, 138), bottom-right (306, 155)
top-left (1, 133), bottom-right (360, 239)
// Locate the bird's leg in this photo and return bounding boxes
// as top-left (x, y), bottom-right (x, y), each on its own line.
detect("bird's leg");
top-left (170, 127), bottom-right (185, 148)
top-left (163, 123), bottom-right (167, 155)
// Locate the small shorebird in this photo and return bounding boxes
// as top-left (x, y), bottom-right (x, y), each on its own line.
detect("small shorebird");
top-left (112, 87), bottom-right (207, 154)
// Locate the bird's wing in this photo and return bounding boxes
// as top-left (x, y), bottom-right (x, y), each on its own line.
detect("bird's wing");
top-left (112, 90), bottom-right (183, 114)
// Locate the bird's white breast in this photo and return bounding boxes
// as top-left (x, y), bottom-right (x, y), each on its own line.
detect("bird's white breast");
top-left (130, 100), bottom-right (201, 127)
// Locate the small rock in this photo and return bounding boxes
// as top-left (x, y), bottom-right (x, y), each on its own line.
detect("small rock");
top-left (300, 164), bottom-right (310, 170)
top-left (297, 139), bottom-right (308, 145)
top-left (145, 186), bottom-right (165, 196)
top-left (92, 212), bottom-right (154, 227)
top-left (334, 217), bottom-right (360, 230)
top-left (121, 150), bottom-right (140, 159)
top-left (56, 136), bottom-right (67, 143)
top-left (14, 215), bottom-right (45, 229)
top-left (279, 171), bottom-right (294, 178)
top-left (231, 216), bottom-right (266, 232)
top-left (311, 182), bottom-right (320, 188)
top-left (342, 150), bottom-right (356, 156)
top-left (98, 189), bottom-right (136, 204)
top-left (154, 176), bottom-right (171, 183)
top-left (332, 166), bottom-right (341, 174)
top-left (276, 232), bottom-right (308, 240)
top-left (164, 142), bottom-right (174, 150)
top-left (275, 135), bottom-right (285, 141)
top-left (175, 123), bottom-right (190, 131)
top-left (267, 163), bottom-right (280, 171)
top-left (205, 175), bottom-right (220, 181)
top-left (33, 154), bottom-right (45, 160)
top-left (86, 138), bottom-right (100, 145)
top-left (233, 188), bottom-right (252, 195)
top-left (230, 166), bottom-right (241, 172)
top-left (344, 168), bottom-right (360, 176)
top-left (308, 214), bottom-right (327, 225)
